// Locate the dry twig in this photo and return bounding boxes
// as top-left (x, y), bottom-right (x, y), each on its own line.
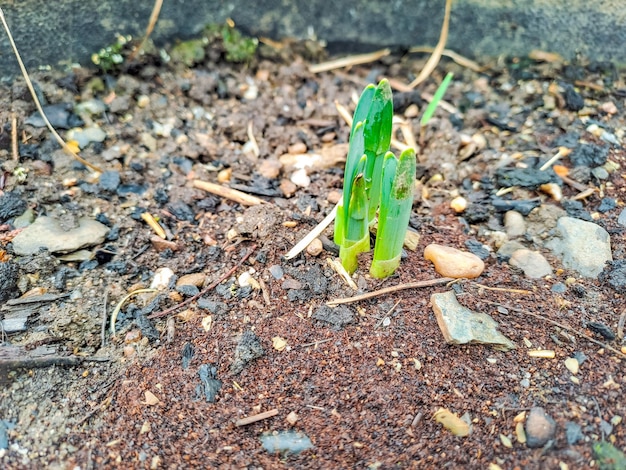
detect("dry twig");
top-left (128, 0), bottom-right (163, 62)
top-left (309, 48), bottom-right (391, 73)
top-left (327, 277), bottom-right (454, 306)
top-left (407, 0), bottom-right (453, 89)
top-left (193, 180), bottom-right (264, 206)
top-left (0, 7), bottom-right (103, 173)
top-left (235, 409), bottom-right (278, 427)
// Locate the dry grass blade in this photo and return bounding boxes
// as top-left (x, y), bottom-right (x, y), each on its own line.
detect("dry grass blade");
top-left (284, 202), bottom-right (339, 260)
top-left (0, 7), bottom-right (104, 173)
top-left (408, 0), bottom-right (452, 89)
top-left (472, 283), bottom-right (531, 295)
top-left (309, 48), bottom-right (391, 73)
top-left (128, 0), bottom-right (163, 61)
top-left (110, 289), bottom-right (157, 337)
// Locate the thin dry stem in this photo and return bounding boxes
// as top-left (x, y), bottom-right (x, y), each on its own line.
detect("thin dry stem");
top-left (408, 0), bottom-right (453, 89)
top-left (327, 277), bottom-right (454, 306)
top-left (193, 179), bottom-right (264, 206)
top-left (309, 48), bottom-right (391, 73)
top-left (128, 0), bottom-right (163, 61)
top-left (0, 7), bottom-right (103, 173)
top-left (409, 46), bottom-right (484, 72)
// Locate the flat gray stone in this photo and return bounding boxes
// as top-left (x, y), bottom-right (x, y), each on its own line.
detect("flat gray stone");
top-left (545, 217), bottom-right (612, 278)
top-left (431, 291), bottom-right (516, 351)
top-left (12, 216), bottom-right (109, 256)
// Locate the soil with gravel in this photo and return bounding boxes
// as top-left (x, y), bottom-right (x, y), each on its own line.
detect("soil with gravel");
top-left (1, 32), bottom-right (625, 469)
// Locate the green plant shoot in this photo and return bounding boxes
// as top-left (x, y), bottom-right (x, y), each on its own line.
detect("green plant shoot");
top-left (335, 79), bottom-right (422, 277)
top-left (370, 148), bottom-right (416, 278)
top-left (420, 72), bottom-right (453, 127)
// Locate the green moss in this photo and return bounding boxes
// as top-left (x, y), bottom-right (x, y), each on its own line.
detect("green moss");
top-left (205, 21), bottom-right (258, 63)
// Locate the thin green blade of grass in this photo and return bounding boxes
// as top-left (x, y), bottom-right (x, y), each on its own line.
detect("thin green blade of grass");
top-left (420, 72), bottom-right (454, 127)
top-left (370, 148), bottom-right (416, 278)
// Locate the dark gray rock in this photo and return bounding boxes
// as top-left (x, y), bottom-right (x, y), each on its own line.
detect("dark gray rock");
top-left (313, 304), bottom-right (355, 330)
top-left (230, 330), bottom-right (264, 375)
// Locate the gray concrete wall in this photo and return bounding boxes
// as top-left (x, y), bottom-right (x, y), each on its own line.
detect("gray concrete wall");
top-left (1, 0), bottom-right (625, 79)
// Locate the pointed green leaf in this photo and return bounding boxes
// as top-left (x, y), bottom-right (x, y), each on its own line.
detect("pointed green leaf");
top-left (421, 72), bottom-right (453, 127)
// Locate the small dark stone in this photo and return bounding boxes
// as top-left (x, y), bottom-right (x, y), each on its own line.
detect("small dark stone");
top-left (176, 284), bottom-right (200, 297)
top-left (0, 191), bottom-right (27, 223)
top-left (167, 201), bottom-right (195, 222)
top-left (565, 422), bottom-right (583, 445)
top-left (182, 342), bottom-right (195, 369)
top-left (53, 266), bottom-right (78, 290)
top-left (216, 280), bottom-right (235, 299)
top-left (464, 239), bottom-right (490, 260)
top-left (597, 197), bottom-right (617, 213)
top-left (495, 167), bottom-right (557, 189)
top-left (230, 331), bottom-right (265, 375)
top-left (563, 85), bottom-right (584, 111)
top-left (551, 132), bottom-right (580, 148)
top-left (117, 184), bottom-right (148, 196)
top-left (570, 284), bottom-right (586, 298)
top-left (25, 103), bottom-right (82, 129)
top-left (573, 351), bottom-right (588, 365)
top-left (587, 321), bottom-right (615, 340)
top-left (569, 143), bottom-right (609, 167)
top-left (154, 188), bottom-right (169, 205)
top-left (130, 207), bottom-right (147, 220)
top-left (599, 259), bottom-right (626, 292)
top-left (196, 364), bottom-right (222, 402)
top-left (172, 157), bottom-right (194, 175)
top-left (561, 199), bottom-right (592, 221)
top-left (197, 196), bottom-right (219, 212)
top-left (313, 305), bottom-right (355, 330)
top-left (95, 213), bottom-right (111, 226)
top-left (463, 203), bottom-right (491, 224)
top-left (106, 224), bottom-right (120, 241)
top-left (99, 170), bottom-right (121, 192)
top-left (269, 265), bottom-right (284, 279)
top-left (550, 282), bottom-right (567, 293)
top-left (197, 298), bottom-right (229, 316)
top-left (135, 312), bottom-right (160, 341)
top-left (0, 261), bottom-right (20, 303)
top-left (79, 260), bottom-right (99, 271)
top-left (491, 198), bottom-right (541, 216)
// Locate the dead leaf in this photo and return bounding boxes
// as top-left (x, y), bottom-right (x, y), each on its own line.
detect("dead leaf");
top-left (272, 336), bottom-right (287, 351)
top-left (433, 408), bottom-right (470, 437)
top-left (144, 390), bottom-right (160, 406)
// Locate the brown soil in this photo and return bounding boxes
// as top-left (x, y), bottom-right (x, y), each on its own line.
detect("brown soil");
top-left (0, 35), bottom-right (625, 469)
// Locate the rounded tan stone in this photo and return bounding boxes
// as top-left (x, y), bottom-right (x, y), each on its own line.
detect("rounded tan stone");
top-left (306, 238), bottom-right (324, 256)
top-left (424, 243), bottom-right (485, 279)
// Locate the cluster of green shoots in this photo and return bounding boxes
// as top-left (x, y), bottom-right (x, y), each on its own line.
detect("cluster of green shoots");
top-left (335, 75), bottom-right (452, 278)
top-left (91, 34), bottom-right (132, 72)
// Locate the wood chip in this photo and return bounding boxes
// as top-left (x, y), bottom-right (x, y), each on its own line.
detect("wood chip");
top-left (193, 179), bottom-right (263, 206)
top-left (528, 349), bottom-right (556, 358)
top-left (235, 409), bottom-right (278, 427)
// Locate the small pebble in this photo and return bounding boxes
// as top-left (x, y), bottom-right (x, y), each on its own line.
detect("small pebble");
top-left (509, 249), bottom-right (553, 278)
top-left (306, 238), bottom-right (323, 256)
top-left (269, 265), bottom-right (284, 280)
top-left (504, 210), bottom-right (526, 238)
top-left (279, 179), bottom-right (297, 197)
top-left (525, 407), bottom-right (556, 448)
top-left (286, 411), bottom-right (299, 425)
top-left (564, 357), bottom-right (579, 375)
top-left (258, 159), bottom-right (282, 179)
top-left (424, 244), bottom-right (485, 279)
top-left (290, 169), bottom-right (310, 188)
top-left (539, 183), bottom-right (562, 201)
top-left (176, 273), bottom-right (205, 287)
top-left (136, 95), bottom-right (150, 108)
top-left (450, 196), bottom-right (467, 213)
top-left (327, 190), bottom-right (342, 205)
top-left (288, 142), bottom-right (307, 154)
top-left (150, 267), bottom-right (175, 290)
